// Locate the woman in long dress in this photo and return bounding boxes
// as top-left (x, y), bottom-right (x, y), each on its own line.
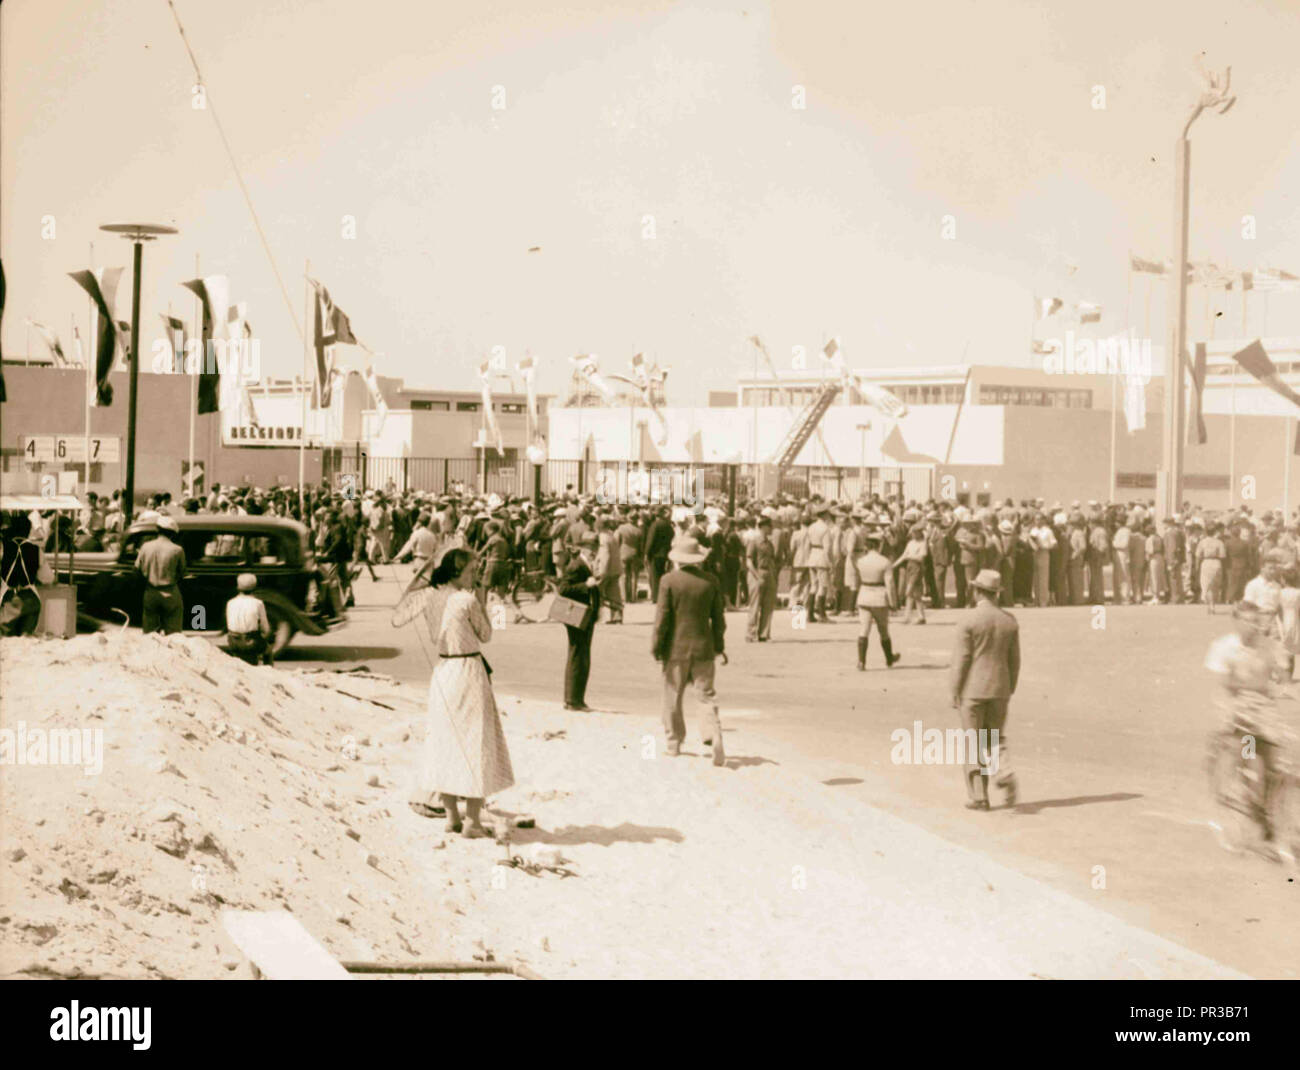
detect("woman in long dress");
top-left (408, 548), bottom-right (514, 838)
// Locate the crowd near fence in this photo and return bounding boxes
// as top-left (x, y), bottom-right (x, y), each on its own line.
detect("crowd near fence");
top-left (323, 454), bottom-right (935, 505)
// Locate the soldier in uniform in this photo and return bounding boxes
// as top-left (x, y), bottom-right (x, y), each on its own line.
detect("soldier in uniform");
top-left (806, 503), bottom-right (833, 623)
top-left (854, 528), bottom-right (900, 670)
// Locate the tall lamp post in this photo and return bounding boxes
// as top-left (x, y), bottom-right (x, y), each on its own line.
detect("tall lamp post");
top-left (1161, 65), bottom-right (1235, 519)
top-left (100, 223), bottom-right (178, 521)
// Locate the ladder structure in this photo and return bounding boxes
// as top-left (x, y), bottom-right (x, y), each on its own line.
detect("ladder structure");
top-left (771, 380), bottom-right (842, 472)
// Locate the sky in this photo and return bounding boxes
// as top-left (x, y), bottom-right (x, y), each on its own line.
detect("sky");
top-left (2, 0), bottom-right (1299, 403)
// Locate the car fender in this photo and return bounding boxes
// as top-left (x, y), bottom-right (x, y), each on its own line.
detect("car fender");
top-left (258, 588), bottom-right (328, 636)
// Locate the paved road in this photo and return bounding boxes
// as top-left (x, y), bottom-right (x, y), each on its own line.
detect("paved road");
top-left (277, 566), bottom-right (1299, 978)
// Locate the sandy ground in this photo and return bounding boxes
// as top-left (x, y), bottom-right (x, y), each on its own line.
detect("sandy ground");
top-left (0, 630), bottom-right (1246, 979)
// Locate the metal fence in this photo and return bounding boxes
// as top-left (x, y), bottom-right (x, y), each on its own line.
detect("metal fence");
top-left (325, 454), bottom-right (934, 503)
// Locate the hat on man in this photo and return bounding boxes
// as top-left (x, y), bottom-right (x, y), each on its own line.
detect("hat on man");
top-left (157, 515), bottom-right (179, 534)
top-left (668, 535), bottom-right (709, 564)
top-left (237, 573), bottom-right (257, 592)
top-left (970, 568), bottom-right (1002, 593)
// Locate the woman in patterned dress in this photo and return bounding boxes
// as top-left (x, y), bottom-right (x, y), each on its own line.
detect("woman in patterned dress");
top-left (408, 548), bottom-right (514, 838)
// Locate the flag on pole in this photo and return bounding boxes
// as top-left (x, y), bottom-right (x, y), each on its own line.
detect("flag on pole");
top-left (25, 319), bottom-right (67, 366)
top-left (307, 279), bottom-right (356, 407)
top-left (1077, 301), bottom-right (1102, 324)
top-left (1188, 343), bottom-right (1208, 446)
top-left (1232, 339), bottom-right (1300, 407)
top-left (1033, 296), bottom-right (1064, 319)
top-left (159, 314), bottom-right (186, 373)
top-left (819, 336), bottom-right (907, 418)
top-left (570, 353), bottom-right (617, 403)
top-left (180, 275), bottom-right (230, 414)
top-left (356, 344), bottom-right (389, 435)
top-left (477, 360), bottom-right (505, 457)
top-left (1129, 254), bottom-right (1168, 275)
top-left (516, 353), bottom-right (539, 426)
top-left (70, 267), bottom-right (123, 406)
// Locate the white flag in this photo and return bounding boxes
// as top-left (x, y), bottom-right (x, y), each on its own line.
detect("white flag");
top-left (1123, 373), bottom-right (1146, 433)
top-left (478, 360), bottom-right (505, 457)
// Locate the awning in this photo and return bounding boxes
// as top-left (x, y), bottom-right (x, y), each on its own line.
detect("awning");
top-left (1, 495), bottom-right (86, 512)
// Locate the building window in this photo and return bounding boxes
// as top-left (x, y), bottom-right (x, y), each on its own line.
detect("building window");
top-left (456, 401), bottom-right (479, 412)
top-left (485, 448), bottom-right (518, 474)
top-left (411, 400), bottom-right (449, 411)
top-left (499, 403), bottom-right (525, 414)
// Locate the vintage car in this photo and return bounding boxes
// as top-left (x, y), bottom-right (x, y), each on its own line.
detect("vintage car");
top-left (60, 515), bottom-right (341, 652)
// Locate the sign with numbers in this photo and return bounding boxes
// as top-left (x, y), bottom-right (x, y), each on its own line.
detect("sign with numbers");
top-left (20, 435), bottom-right (121, 464)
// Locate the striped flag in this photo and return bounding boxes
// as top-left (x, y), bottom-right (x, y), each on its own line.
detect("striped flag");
top-left (1232, 339), bottom-right (1300, 407)
top-left (25, 319), bottom-right (67, 366)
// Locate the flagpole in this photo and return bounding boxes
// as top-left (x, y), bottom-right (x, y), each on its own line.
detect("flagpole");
top-left (300, 259), bottom-right (309, 518)
top-left (188, 254), bottom-right (198, 501)
top-left (83, 243), bottom-right (94, 497)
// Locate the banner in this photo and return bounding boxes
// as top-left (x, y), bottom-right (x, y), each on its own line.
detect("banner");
top-left (1188, 343), bottom-right (1208, 446)
top-left (1232, 339), bottom-right (1300, 407)
top-left (160, 314), bottom-right (186, 374)
top-left (477, 360), bottom-right (505, 457)
top-left (70, 267), bottom-right (124, 406)
top-left (180, 274), bottom-right (230, 414)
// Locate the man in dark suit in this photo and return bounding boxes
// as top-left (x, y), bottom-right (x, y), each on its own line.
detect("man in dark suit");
top-left (653, 535), bottom-right (727, 764)
top-left (645, 506), bottom-right (675, 603)
top-left (949, 569), bottom-right (1020, 810)
top-left (558, 533), bottom-right (601, 711)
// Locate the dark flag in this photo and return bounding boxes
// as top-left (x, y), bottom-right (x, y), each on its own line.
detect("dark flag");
top-left (1188, 343), bottom-right (1208, 445)
top-left (180, 275), bottom-right (229, 414)
top-left (1232, 339), bottom-right (1300, 407)
top-left (70, 267), bottom-right (124, 406)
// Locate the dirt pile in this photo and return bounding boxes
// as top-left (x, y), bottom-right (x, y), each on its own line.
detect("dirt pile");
top-left (0, 632), bottom-right (472, 979)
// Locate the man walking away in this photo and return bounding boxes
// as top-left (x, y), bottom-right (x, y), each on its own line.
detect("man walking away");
top-left (654, 535), bottom-right (727, 764)
top-left (137, 515), bottom-right (187, 634)
top-left (645, 506), bottom-right (674, 603)
top-left (226, 573), bottom-right (274, 665)
top-left (746, 516), bottom-right (778, 642)
top-left (948, 569), bottom-right (1019, 810)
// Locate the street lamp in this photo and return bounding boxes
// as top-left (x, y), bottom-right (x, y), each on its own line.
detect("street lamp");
top-left (1161, 64), bottom-right (1235, 519)
top-left (99, 223), bottom-right (178, 521)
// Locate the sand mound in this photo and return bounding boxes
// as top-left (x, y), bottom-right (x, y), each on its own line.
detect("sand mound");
top-left (0, 632), bottom-right (452, 979)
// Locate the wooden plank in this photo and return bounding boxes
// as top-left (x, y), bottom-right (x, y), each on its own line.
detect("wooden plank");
top-left (221, 910), bottom-right (351, 980)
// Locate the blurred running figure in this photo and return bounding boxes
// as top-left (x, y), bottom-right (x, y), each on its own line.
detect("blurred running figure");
top-left (949, 569), bottom-right (1020, 811)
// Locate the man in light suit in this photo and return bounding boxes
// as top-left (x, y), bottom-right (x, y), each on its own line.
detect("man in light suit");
top-left (806, 503), bottom-right (833, 623)
top-left (654, 535), bottom-right (727, 764)
top-left (948, 569), bottom-right (1020, 810)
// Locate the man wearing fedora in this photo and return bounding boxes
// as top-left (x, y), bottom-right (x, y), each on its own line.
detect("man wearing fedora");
top-left (653, 535), bottom-right (727, 763)
top-left (949, 568), bottom-right (1020, 810)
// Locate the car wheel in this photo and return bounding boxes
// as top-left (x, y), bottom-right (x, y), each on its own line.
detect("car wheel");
top-left (271, 618), bottom-right (295, 655)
